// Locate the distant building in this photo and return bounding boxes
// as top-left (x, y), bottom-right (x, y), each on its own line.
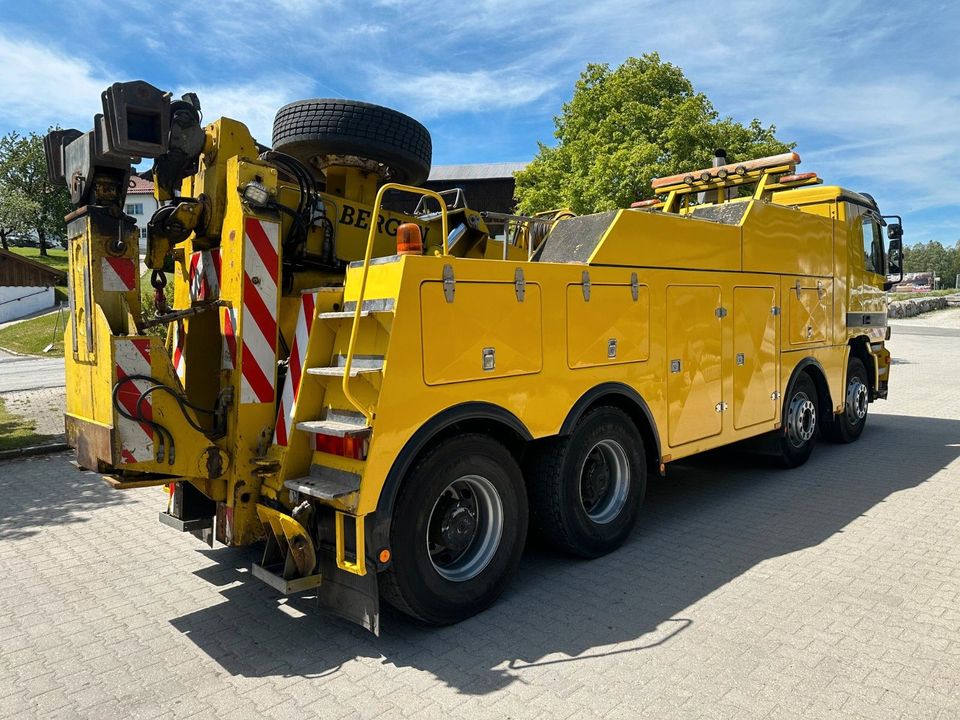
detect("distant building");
top-left (423, 162), bottom-right (528, 214)
top-left (126, 176), bottom-right (158, 251)
top-left (387, 162), bottom-right (528, 219)
top-left (0, 249), bottom-right (67, 323)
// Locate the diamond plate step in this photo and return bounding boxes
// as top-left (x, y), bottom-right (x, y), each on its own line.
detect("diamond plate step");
top-left (285, 465), bottom-right (361, 501)
top-left (297, 410), bottom-right (370, 439)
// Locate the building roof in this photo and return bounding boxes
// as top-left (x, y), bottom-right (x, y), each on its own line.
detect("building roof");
top-left (0, 248), bottom-right (67, 287)
top-left (427, 162), bottom-right (528, 182)
top-left (129, 175), bottom-right (154, 194)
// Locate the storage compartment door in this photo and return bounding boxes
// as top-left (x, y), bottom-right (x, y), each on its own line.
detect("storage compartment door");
top-left (733, 287), bottom-right (778, 430)
top-left (420, 281), bottom-right (542, 385)
top-left (666, 285), bottom-right (723, 447)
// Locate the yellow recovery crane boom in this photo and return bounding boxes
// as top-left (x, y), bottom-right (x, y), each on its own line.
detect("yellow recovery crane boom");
top-left (45, 82), bottom-right (903, 632)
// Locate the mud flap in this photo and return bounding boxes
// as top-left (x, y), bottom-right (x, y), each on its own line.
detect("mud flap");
top-left (319, 553), bottom-right (380, 635)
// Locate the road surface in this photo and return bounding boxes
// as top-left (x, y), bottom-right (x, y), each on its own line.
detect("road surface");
top-left (0, 351), bottom-right (65, 392)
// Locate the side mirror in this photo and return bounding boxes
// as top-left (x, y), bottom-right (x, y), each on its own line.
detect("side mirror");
top-left (887, 223), bottom-right (903, 240)
top-left (886, 237), bottom-right (903, 290)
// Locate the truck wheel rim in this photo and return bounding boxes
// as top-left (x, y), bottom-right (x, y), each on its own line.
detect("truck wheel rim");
top-left (787, 392), bottom-right (817, 448)
top-left (846, 377), bottom-right (868, 424)
top-left (578, 439), bottom-right (630, 525)
top-left (426, 475), bottom-right (503, 582)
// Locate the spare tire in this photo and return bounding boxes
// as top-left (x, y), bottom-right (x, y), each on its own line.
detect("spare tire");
top-left (272, 99), bottom-right (432, 185)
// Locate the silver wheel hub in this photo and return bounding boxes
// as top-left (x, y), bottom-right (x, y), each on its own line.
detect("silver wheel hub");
top-left (845, 377), bottom-right (869, 425)
top-left (427, 475), bottom-right (503, 583)
top-left (787, 392), bottom-right (817, 448)
top-left (578, 439), bottom-right (630, 525)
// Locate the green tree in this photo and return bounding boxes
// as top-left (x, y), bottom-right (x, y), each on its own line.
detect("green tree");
top-left (0, 131), bottom-right (72, 256)
top-left (903, 240), bottom-right (960, 288)
top-left (0, 185), bottom-right (37, 251)
top-left (515, 54), bottom-right (793, 215)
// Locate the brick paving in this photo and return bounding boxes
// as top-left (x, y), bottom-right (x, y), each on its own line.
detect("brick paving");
top-left (1, 317), bottom-right (959, 719)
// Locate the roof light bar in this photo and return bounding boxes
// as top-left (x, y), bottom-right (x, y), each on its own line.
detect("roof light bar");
top-left (651, 152), bottom-right (801, 190)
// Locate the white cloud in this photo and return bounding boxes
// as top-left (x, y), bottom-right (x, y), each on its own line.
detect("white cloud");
top-left (368, 68), bottom-right (558, 118)
top-left (182, 75), bottom-right (315, 146)
top-left (0, 33), bottom-right (110, 130)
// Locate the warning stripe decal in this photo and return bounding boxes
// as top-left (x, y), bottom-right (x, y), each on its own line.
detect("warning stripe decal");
top-left (101, 257), bottom-right (137, 292)
top-left (273, 291), bottom-right (317, 446)
top-left (189, 249), bottom-right (222, 302)
top-left (240, 218), bottom-right (279, 404)
top-left (114, 338), bottom-right (154, 464)
top-left (222, 306), bottom-right (238, 370)
top-left (171, 320), bottom-right (186, 384)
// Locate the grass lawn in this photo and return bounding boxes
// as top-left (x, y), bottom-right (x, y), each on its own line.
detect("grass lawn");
top-left (0, 310), bottom-right (66, 356)
top-left (0, 396), bottom-right (52, 452)
top-left (6, 246), bottom-right (70, 273)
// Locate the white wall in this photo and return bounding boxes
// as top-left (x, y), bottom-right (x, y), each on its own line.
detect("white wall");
top-left (126, 191), bottom-right (160, 251)
top-left (0, 286), bottom-right (55, 323)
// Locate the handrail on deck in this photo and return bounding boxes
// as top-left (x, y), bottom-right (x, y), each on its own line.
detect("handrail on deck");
top-left (340, 184), bottom-right (449, 423)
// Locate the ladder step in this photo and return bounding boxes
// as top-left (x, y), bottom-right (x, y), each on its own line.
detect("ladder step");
top-left (296, 419), bottom-right (371, 439)
top-left (307, 364), bottom-right (382, 378)
top-left (307, 355), bottom-right (383, 378)
top-left (317, 310), bottom-right (372, 320)
top-left (285, 465), bottom-right (360, 501)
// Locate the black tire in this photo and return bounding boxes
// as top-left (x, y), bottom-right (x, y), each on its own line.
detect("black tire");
top-left (272, 99), bottom-right (432, 184)
top-left (775, 371), bottom-right (819, 468)
top-left (822, 357), bottom-right (869, 443)
top-left (380, 434), bottom-right (527, 625)
top-left (527, 407), bottom-right (646, 558)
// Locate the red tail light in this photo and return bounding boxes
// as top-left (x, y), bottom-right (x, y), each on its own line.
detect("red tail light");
top-left (315, 434), bottom-right (368, 460)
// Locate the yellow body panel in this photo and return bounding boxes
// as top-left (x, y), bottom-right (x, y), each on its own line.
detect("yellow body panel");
top-left (742, 201), bottom-right (834, 276)
top-left (589, 209), bottom-right (742, 270)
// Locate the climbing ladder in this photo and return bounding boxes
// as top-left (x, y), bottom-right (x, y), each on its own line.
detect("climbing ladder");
top-left (275, 183), bottom-right (449, 577)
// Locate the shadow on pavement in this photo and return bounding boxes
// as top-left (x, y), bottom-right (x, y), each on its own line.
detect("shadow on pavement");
top-left (169, 413), bottom-right (960, 693)
top-left (0, 456), bottom-right (132, 541)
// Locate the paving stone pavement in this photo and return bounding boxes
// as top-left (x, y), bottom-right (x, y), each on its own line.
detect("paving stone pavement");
top-left (1, 318), bottom-right (959, 719)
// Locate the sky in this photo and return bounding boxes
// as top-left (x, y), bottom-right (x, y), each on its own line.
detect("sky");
top-left (0, 0), bottom-right (957, 245)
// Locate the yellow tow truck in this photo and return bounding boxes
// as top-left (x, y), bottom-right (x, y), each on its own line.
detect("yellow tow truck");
top-left (45, 81), bottom-right (903, 632)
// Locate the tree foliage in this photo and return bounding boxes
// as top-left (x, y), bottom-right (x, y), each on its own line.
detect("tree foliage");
top-left (0, 131), bottom-right (72, 255)
top-left (902, 240), bottom-right (960, 288)
top-left (515, 53), bottom-right (794, 215)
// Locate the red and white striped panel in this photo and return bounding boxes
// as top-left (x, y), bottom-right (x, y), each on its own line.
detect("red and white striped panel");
top-left (189, 249), bottom-right (222, 302)
top-left (240, 218), bottom-right (280, 404)
top-left (171, 320), bottom-right (186, 384)
top-left (114, 338), bottom-right (154, 464)
top-left (222, 306), bottom-right (238, 371)
top-left (101, 256), bottom-right (137, 292)
top-left (273, 291), bottom-right (317, 446)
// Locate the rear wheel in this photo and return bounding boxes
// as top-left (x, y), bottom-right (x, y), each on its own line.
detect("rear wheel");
top-left (380, 434), bottom-right (527, 625)
top-left (528, 407), bottom-right (646, 558)
top-left (776, 372), bottom-right (819, 468)
top-left (822, 357), bottom-right (869, 443)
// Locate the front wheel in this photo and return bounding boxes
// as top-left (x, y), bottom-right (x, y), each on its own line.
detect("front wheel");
top-left (775, 371), bottom-right (819, 468)
top-left (822, 357), bottom-right (869, 443)
top-left (380, 434), bottom-right (528, 625)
